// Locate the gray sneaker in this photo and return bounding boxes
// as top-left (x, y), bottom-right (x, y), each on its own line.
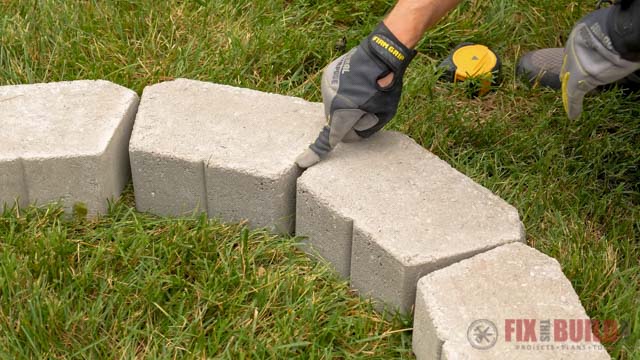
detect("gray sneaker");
top-left (518, 47), bottom-right (640, 90)
top-left (517, 48), bottom-right (564, 89)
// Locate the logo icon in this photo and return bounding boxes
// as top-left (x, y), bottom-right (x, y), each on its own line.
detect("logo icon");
top-left (467, 319), bottom-right (498, 350)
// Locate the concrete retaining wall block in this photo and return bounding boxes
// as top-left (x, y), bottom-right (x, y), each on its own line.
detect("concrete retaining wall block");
top-left (0, 80), bottom-right (139, 215)
top-left (296, 131), bottom-right (525, 312)
top-left (129, 79), bottom-right (324, 233)
top-left (413, 242), bottom-right (610, 359)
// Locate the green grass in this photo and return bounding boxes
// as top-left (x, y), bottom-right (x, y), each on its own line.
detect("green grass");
top-left (0, 0), bottom-right (638, 358)
top-left (0, 189), bottom-right (412, 358)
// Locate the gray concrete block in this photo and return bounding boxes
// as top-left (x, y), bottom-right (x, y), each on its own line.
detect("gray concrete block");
top-left (204, 164), bottom-right (301, 232)
top-left (413, 242), bottom-right (611, 360)
top-left (130, 151), bottom-right (208, 216)
top-left (296, 131), bottom-right (525, 312)
top-left (0, 80), bottom-right (139, 215)
top-left (129, 79), bottom-right (324, 233)
top-left (296, 184), bottom-right (354, 277)
top-left (0, 157), bottom-right (27, 209)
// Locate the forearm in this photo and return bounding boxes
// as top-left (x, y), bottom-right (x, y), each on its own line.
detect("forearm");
top-left (384, 0), bottom-right (464, 48)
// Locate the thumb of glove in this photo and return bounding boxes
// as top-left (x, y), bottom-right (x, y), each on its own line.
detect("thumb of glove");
top-left (328, 109), bottom-right (377, 148)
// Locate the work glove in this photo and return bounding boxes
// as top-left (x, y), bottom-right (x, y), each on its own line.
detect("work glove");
top-left (561, 4), bottom-right (640, 120)
top-left (296, 22), bottom-right (417, 168)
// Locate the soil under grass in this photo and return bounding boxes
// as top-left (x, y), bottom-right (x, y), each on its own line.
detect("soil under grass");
top-left (1, 0), bottom-right (638, 358)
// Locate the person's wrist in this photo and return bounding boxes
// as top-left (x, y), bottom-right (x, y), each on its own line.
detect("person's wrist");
top-left (383, 0), bottom-right (446, 48)
top-left (383, 14), bottom-right (424, 48)
top-left (364, 22), bottom-right (417, 71)
top-left (363, 22), bottom-right (417, 89)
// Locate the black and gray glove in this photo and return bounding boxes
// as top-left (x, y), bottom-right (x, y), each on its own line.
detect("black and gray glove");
top-left (296, 22), bottom-right (417, 168)
top-left (561, 0), bottom-right (640, 120)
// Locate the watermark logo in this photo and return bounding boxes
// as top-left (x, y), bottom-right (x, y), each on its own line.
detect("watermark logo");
top-left (467, 319), bottom-right (498, 350)
top-left (466, 318), bottom-right (623, 351)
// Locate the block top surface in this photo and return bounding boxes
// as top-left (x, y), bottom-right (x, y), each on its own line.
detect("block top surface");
top-left (419, 243), bottom-right (610, 359)
top-left (298, 131), bottom-right (524, 265)
top-left (130, 79), bottom-right (325, 177)
top-left (0, 80), bottom-right (138, 160)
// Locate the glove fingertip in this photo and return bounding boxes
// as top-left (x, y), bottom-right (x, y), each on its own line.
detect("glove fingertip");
top-left (295, 149), bottom-right (321, 169)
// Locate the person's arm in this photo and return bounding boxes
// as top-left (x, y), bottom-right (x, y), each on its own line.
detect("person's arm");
top-left (384, 0), bottom-right (462, 48)
top-left (377, 0), bottom-right (462, 88)
top-left (296, 0), bottom-right (463, 168)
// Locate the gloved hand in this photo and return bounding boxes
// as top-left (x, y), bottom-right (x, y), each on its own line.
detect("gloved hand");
top-left (296, 22), bottom-right (416, 168)
top-left (561, 4), bottom-right (640, 120)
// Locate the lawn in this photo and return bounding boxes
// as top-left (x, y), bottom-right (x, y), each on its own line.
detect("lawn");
top-left (1, 0), bottom-right (639, 358)
top-left (0, 189), bottom-right (412, 358)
